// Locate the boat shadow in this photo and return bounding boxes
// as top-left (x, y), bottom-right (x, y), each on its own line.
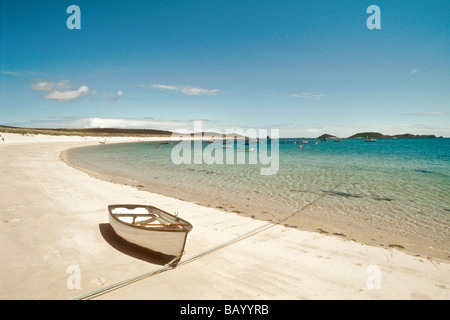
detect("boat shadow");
top-left (99, 223), bottom-right (176, 265)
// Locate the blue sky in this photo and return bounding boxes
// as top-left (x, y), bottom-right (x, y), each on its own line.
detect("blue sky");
top-left (1, 0), bottom-right (449, 137)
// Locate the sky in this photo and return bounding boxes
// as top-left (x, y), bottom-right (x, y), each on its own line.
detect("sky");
top-left (1, 0), bottom-right (449, 137)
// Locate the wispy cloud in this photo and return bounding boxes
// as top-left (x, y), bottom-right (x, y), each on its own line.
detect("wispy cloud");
top-left (291, 92), bottom-right (325, 100)
top-left (412, 112), bottom-right (448, 116)
top-left (85, 117), bottom-right (208, 131)
top-left (31, 80), bottom-right (95, 102)
top-left (1, 71), bottom-right (23, 77)
top-left (392, 111), bottom-right (449, 117)
top-left (410, 68), bottom-right (420, 74)
top-left (1, 70), bottom-right (42, 78)
top-left (102, 90), bottom-right (123, 101)
top-left (140, 84), bottom-right (222, 96)
top-left (31, 80), bottom-right (72, 92)
top-left (44, 86), bottom-right (94, 102)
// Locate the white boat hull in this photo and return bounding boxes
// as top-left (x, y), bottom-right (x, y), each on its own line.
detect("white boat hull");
top-left (108, 205), bottom-right (193, 258)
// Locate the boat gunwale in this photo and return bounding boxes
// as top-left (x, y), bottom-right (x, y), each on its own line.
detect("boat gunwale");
top-left (108, 204), bottom-right (193, 233)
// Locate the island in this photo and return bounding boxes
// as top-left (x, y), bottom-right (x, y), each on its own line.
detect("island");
top-left (347, 132), bottom-right (439, 139)
top-left (317, 132), bottom-right (440, 139)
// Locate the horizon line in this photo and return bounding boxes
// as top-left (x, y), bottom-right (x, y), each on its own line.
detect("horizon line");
top-left (0, 124), bottom-right (446, 139)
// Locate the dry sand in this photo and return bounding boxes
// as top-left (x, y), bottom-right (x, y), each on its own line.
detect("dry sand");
top-left (0, 132), bottom-right (449, 300)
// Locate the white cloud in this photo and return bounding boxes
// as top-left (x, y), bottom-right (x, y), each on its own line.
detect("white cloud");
top-left (31, 80), bottom-right (72, 92)
top-left (102, 90), bottom-right (123, 101)
top-left (31, 80), bottom-right (95, 102)
top-left (43, 85), bottom-right (94, 102)
top-left (85, 117), bottom-right (194, 130)
top-left (148, 84), bottom-right (177, 91)
top-left (141, 84), bottom-right (222, 96)
top-left (12, 117), bottom-right (199, 132)
top-left (10, 117), bottom-right (253, 135)
top-left (291, 92), bottom-right (325, 100)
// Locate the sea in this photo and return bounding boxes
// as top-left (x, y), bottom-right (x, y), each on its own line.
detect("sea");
top-left (66, 137), bottom-right (450, 261)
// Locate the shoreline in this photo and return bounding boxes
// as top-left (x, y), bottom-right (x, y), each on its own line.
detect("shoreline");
top-left (63, 140), bottom-right (450, 263)
top-left (1, 132), bottom-right (450, 299)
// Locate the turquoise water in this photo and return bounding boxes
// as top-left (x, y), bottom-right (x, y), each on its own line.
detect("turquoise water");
top-left (67, 138), bottom-right (450, 260)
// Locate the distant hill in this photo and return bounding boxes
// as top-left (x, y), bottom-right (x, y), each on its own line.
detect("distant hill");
top-left (0, 125), bottom-right (173, 137)
top-left (316, 132), bottom-right (440, 139)
top-left (390, 133), bottom-right (438, 139)
top-left (2, 125), bottom-right (441, 139)
top-left (348, 132), bottom-right (388, 139)
top-left (348, 132), bottom-right (438, 139)
top-left (317, 133), bottom-right (338, 139)
top-left (0, 125), bottom-right (251, 139)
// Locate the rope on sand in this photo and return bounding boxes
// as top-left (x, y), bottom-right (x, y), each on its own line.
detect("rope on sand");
top-left (72, 192), bottom-right (327, 300)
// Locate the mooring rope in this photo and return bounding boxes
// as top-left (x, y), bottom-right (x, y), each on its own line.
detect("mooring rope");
top-left (72, 191), bottom-right (328, 300)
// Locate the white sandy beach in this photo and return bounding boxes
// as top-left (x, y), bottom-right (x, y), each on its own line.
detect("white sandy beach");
top-left (0, 132), bottom-right (449, 300)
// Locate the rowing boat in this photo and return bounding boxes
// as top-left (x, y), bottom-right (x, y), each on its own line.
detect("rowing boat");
top-left (108, 204), bottom-right (193, 259)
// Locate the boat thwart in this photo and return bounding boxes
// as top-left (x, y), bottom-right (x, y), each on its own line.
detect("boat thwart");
top-left (108, 204), bottom-right (193, 259)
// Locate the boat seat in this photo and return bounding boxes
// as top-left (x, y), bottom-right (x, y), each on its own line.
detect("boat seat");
top-left (134, 217), bottom-right (158, 225)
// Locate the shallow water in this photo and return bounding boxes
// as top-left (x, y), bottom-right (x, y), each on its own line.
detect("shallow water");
top-left (67, 138), bottom-right (450, 260)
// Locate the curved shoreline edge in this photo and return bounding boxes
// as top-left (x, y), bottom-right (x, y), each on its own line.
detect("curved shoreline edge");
top-left (1, 132), bottom-right (449, 299)
top-left (62, 139), bottom-right (450, 263)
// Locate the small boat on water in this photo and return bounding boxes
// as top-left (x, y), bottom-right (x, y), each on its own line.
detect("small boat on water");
top-left (239, 147), bottom-right (255, 151)
top-left (108, 204), bottom-right (193, 260)
top-left (364, 137), bottom-right (377, 142)
top-left (220, 139), bottom-right (233, 147)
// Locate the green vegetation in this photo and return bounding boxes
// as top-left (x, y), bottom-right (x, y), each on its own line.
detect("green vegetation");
top-left (317, 134), bottom-right (338, 139)
top-left (0, 125), bottom-right (173, 137)
top-left (347, 132), bottom-right (438, 139)
top-left (348, 132), bottom-right (386, 139)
